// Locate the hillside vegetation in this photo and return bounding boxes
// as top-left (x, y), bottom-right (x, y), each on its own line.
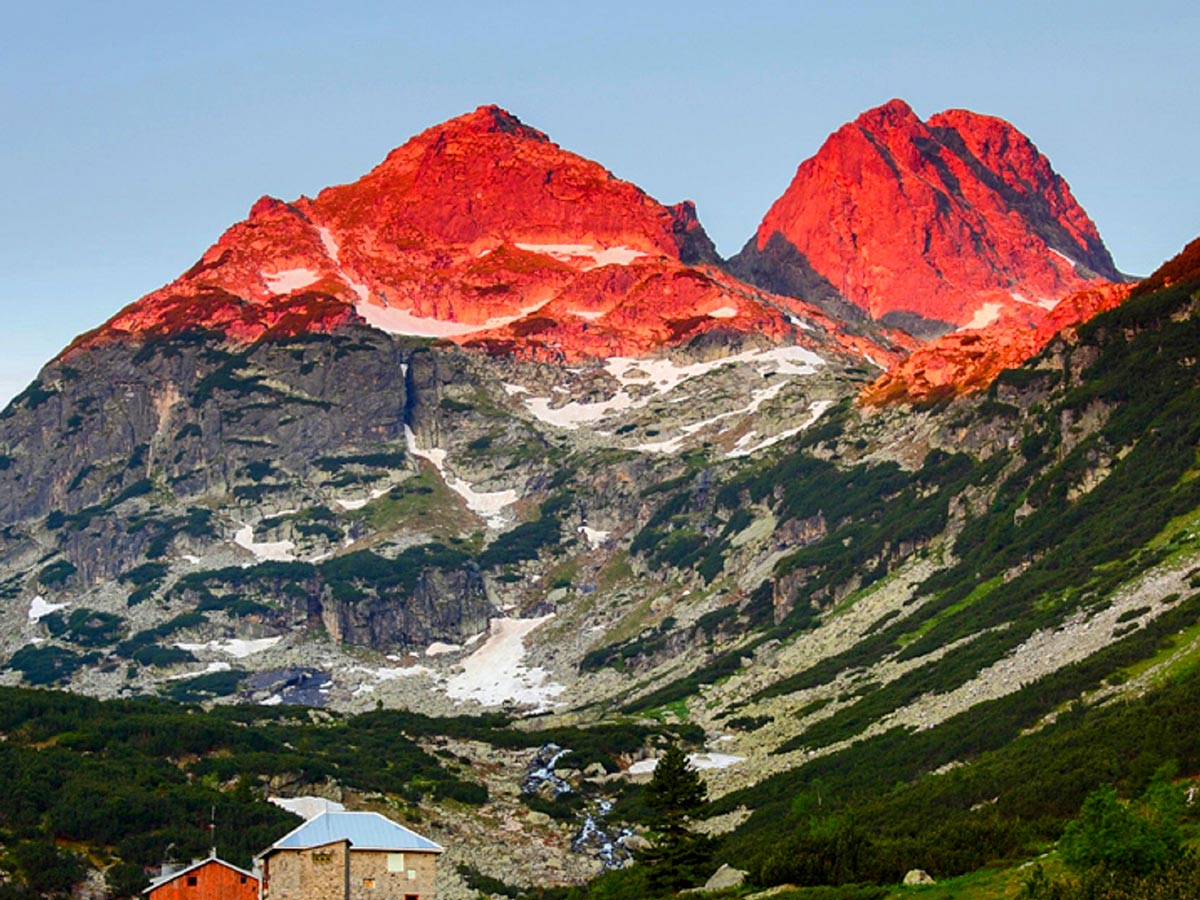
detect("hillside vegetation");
top-left (2, 238), bottom-right (1200, 900)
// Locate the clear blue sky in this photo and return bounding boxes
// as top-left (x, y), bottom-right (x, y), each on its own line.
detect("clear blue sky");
top-left (3, 1), bottom-right (1197, 405)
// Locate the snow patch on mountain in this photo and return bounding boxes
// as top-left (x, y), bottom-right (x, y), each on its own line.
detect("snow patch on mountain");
top-left (638, 381), bottom-right (792, 453)
top-left (357, 296), bottom-right (554, 338)
top-left (28, 595), bottom-right (66, 622)
top-left (263, 267), bottom-right (321, 294)
top-left (1050, 248), bottom-right (1078, 268)
top-left (357, 303), bottom-right (497, 337)
top-left (1010, 291), bottom-right (1057, 311)
top-left (175, 636), bottom-right (283, 658)
top-left (728, 399), bottom-right (835, 458)
top-left (404, 426), bottom-right (517, 528)
top-left (167, 661), bottom-right (232, 680)
top-left (350, 663), bottom-right (436, 688)
top-left (315, 226), bottom-right (371, 303)
top-left (960, 302), bottom-right (1003, 330)
top-left (579, 526), bottom-right (610, 548)
top-left (518, 347), bottom-right (825, 432)
top-left (444, 615), bottom-right (564, 711)
top-left (521, 392), bottom-right (635, 429)
top-left (335, 487), bottom-right (390, 511)
top-left (608, 346), bottom-right (822, 390)
top-left (233, 524), bottom-right (296, 562)
top-left (514, 242), bottom-right (646, 270)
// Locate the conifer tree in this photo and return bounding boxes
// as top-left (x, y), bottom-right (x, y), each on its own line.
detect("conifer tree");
top-left (637, 744), bottom-right (715, 892)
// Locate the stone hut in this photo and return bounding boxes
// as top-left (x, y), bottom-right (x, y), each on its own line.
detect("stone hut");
top-left (258, 811), bottom-right (442, 900)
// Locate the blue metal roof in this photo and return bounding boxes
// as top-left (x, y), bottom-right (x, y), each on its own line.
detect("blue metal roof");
top-left (267, 811), bottom-right (442, 853)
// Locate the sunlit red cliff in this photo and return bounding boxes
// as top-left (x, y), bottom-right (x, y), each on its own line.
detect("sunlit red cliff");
top-left (861, 282), bottom-right (1134, 405)
top-left (733, 99), bottom-right (1122, 336)
top-left (63, 101), bottom-right (1135, 400)
top-left (67, 106), bottom-right (890, 365)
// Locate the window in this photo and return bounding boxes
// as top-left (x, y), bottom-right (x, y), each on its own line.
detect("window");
top-left (186, 876), bottom-right (198, 887)
top-left (362, 878), bottom-right (375, 889)
top-left (386, 853), bottom-right (405, 873)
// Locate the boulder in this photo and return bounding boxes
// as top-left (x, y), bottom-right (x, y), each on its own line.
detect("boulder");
top-left (903, 869), bottom-right (936, 886)
top-left (702, 864), bottom-right (747, 891)
top-left (621, 834), bottom-right (651, 853)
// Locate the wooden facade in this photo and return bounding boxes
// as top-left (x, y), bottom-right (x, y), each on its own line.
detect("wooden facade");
top-left (145, 857), bottom-right (259, 900)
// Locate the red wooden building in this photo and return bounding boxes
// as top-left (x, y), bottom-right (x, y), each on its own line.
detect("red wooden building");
top-left (144, 855), bottom-right (259, 900)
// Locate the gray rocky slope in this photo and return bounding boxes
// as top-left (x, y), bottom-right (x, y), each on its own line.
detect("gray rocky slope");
top-left (5, 255), bottom-right (1200, 837)
top-left (6, 256), bottom-right (1200, 898)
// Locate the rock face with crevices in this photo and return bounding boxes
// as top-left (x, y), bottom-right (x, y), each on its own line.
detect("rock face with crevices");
top-left (67, 105), bottom-right (893, 366)
top-left (732, 99), bottom-right (1122, 334)
top-left (729, 99), bottom-right (1130, 400)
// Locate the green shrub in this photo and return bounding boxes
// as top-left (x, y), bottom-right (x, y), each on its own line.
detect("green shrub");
top-left (1059, 781), bottom-right (1185, 876)
top-left (37, 560), bottom-right (77, 587)
top-left (7, 645), bottom-right (95, 685)
top-left (161, 669), bottom-right (246, 703)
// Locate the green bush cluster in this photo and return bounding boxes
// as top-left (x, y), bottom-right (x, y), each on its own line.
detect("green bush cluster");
top-left (5, 645), bottom-right (97, 685)
top-left (36, 559), bottom-right (77, 588)
top-left (41, 607), bottom-right (126, 648)
top-left (477, 494), bottom-right (570, 569)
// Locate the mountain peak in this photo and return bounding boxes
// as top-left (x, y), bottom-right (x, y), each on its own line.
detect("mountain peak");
top-left (737, 101), bottom-right (1120, 334)
top-left (427, 104), bottom-right (551, 142)
top-left (853, 97), bottom-right (920, 131)
top-left (67, 105), bottom-right (893, 367)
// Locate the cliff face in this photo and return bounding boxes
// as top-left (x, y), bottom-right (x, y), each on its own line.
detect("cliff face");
top-left (1, 329), bottom-right (412, 549)
top-left (731, 99), bottom-right (1121, 335)
top-left (0, 100), bottom-right (1170, 718)
top-left (68, 105), bottom-right (891, 366)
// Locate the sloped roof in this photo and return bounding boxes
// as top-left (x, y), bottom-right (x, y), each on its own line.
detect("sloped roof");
top-left (144, 855), bottom-right (258, 893)
top-left (264, 811), bottom-right (442, 854)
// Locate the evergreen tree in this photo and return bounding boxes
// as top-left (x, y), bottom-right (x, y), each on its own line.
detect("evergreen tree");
top-left (1059, 779), bottom-right (1185, 877)
top-left (637, 744), bottom-right (715, 893)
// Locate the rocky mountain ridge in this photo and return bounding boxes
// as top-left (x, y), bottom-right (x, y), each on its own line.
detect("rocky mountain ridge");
top-left (0, 99), bottom-right (1157, 721)
top-left (70, 105), bottom-right (898, 368)
top-left (3, 99), bottom-right (1200, 898)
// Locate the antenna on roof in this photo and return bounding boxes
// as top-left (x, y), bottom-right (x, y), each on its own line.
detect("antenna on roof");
top-left (210, 804), bottom-right (217, 859)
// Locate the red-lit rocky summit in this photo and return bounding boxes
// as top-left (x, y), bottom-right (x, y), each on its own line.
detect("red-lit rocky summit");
top-left (67, 100), bottom-right (1132, 402)
top-left (733, 98), bottom-right (1123, 334)
top-left (68, 106), bottom-right (887, 366)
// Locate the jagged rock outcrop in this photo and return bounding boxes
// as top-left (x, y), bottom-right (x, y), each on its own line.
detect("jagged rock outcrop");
top-left (314, 565), bottom-right (494, 650)
top-left (862, 282), bottom-right (1134, 405)
top-left (0, 327), bottom-right (419, 580)
top-left (732, 99), bottom-right (1122, 332)
top-left (66, 105), bottom-right (892, 366)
